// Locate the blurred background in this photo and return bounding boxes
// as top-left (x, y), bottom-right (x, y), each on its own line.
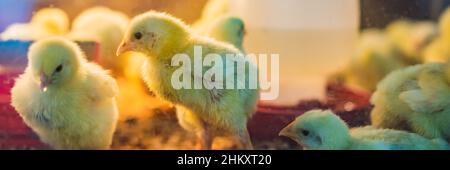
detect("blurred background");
top-left (0, 0), bottom-right (207, 32)
top-left (1, 0), bottom-right (450, 150)
top-left (1, 0), bottom-right (450, 102)
top-left (1, 0), bottom-right (450, 32)
top-left (360, 0), bottom-right (450, 29)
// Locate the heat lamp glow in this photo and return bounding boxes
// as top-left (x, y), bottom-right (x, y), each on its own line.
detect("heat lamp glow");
top-left (0, 0), bottom-right (449, 151)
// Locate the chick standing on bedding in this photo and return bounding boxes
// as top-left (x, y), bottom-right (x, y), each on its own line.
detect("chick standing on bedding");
top-left (196, 15), bottom-right (246, 53)
top-left (68, 6), bottom-right (129, 76)
top-left (1, 8), bottom-right (69, 40)
top-left (11, 37), bottom-right (119, 149)
top-left (116, 11), bottom-right (259, 149)
top-left (279, 110), bottom-right (449, 150)
top-left (370, 63), bottom-right (450, 141)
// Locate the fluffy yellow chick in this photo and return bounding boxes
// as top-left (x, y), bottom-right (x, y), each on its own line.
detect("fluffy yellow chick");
top-left (423, 8), bottom-right (450, 63)
top-left (386, 20), bottom-right (437, 64)
top-left (116, 11), bottom-right (259, 149)
top-left (332, 29), bottom-right (405, 92)
top-left (423, 37), bottom-right (450, 63)
top-left (10, 37), bottom-right (119, 149)
top-left (279, 110), bottom-right (449, 150)
top-left (68, 6), bottom-right (129, 76)
top-left (439, 7), bottom-right (450, 41)
top-left (371, 63), bottom-right (450, 141)
top-left (31, 8), bottom-right (69, 35)
top-left (1, 7), bottom-right (69, 40)
top-left (196, 15), bottom-right (246, 52)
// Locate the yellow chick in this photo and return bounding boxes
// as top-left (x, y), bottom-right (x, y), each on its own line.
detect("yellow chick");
top-left (196, 15), bottom-right (246, 53)
top-left (68, 6), bottom-right (129, 76)
top-left (423, 8), bottom-right (450, 63)
top-left (371, 63), bottom-right (450, 141)
top-left (386, 20), bottom-right (437, 64)
top-left (279, 110), bottom-right (449, 150)
top-left (423, 37), bottom-right (450, 63)
top-left (1, 7), bottom-right (69, 40)
top-left (332, 29), bottom-right (405, 92)
top-left (116, 11), bottom-right (259, 149)
top-left (11, 37), bottom-right (119, 149)
top-left (439, 7), bottom-right (450, 41)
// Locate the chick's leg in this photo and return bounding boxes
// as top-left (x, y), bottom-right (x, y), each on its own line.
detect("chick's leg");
top-left (236, 127), bottom-right (253, 150)
top-left (175, 106), bottom-right (212, 149)
top-left (197, 122), bottom-right (213, 150)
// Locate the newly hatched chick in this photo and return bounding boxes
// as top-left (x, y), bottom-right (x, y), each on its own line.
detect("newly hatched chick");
top-left (371, 63), bottom-right (450, 141)
top-left (423, 37), bottom-right (450, 63)
top-left (439, 7), bottom-right (450, 41)
top-left (11, 37), bottom-right (119, 149)
top-left (279, 110), bottom-right (449, 150)
top-left (1, 8), bottom-right (69, 40)
top-left (68, 6), bottom-right (129, 76)
top-left (196, 15), bottom-right (246, 53)
top-left (423, 8), bottom-right (450, 63)
top-left (117, 11), bottom-right (259, 149)
top-left (331, 29), bottom-right (405, 92)
top-left (386, 20), bottom-right (437, 64)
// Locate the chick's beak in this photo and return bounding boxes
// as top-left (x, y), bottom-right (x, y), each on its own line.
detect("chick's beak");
top-left (40, 74), bottom-right (51, 91)
top-left (116, 41), bottom-right (136, 56)
top-left (279, 123), bottom-right (296, 139)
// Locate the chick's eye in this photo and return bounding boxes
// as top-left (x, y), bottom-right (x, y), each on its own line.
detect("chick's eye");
top-left (301, 129), bottom-right (310, 136)
top-left (134, 32), bottom-right (142, 40)
top-left (240, 26), bottom-right (246, 36)
top-left (55, 64), bottom-right (63, 73)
